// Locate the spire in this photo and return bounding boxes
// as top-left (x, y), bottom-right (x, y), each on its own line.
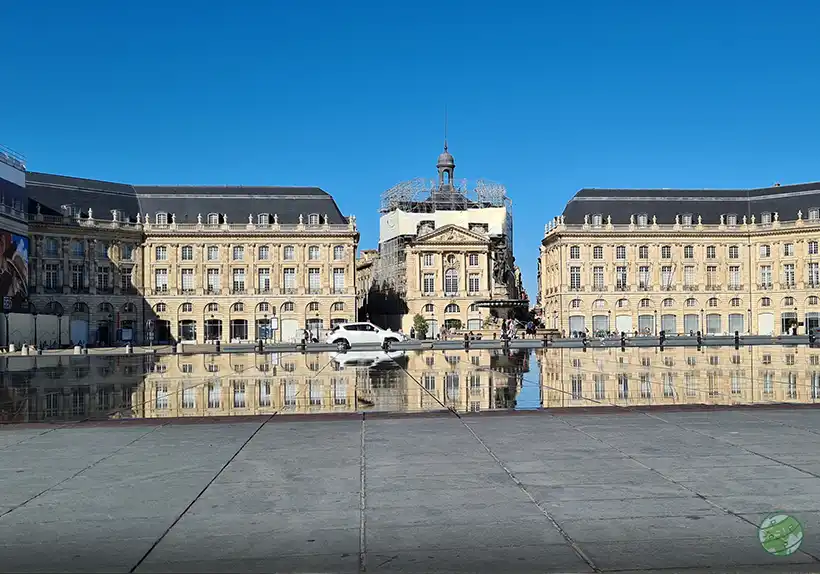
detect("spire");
top-left (436, 107), bottom-right (455, 190)
top-left (444, 104), bottom-right (448, 152)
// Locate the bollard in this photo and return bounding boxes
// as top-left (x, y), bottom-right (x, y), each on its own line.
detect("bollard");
top-left (215, 339), bottom-right (221, 353)
top-left (8, 343), bottom-right (15, 353)
top-left (81, 347), bottom-right (88, 355)
top-left (125, 343), bottom-right (133, 354)
top-left (172, 342), bottom-right (178, 354)
top-left (620, 331), bottom-right (626, 351)
top-left (811, 330), bottom-right (817, 345)
top-left (734, 330), bottom-right (740, 350)
top-left (257, 338), bottom-right (264, 354)
top-left (73, 345), bottom-right (81, 355)
top-left (36, 348), bottom-right (42, 355)
top-left (463, 333), bottom-right (470, 350)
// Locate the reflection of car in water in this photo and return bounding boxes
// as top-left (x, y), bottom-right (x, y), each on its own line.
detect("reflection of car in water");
top-left (332, 350), bottom-right (407, 369)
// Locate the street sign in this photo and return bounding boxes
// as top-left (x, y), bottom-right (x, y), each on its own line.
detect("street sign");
top-left (270, 317), bottom-right (279, 330)
top-left (2, 297), bottom-right (10, 311)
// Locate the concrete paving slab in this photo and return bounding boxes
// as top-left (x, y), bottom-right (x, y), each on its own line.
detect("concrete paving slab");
top-left (525, 481), bottom-right (693, 501)
top-left (679, 476), bottom-right (820, 498)
top-left (0, 539), bottom-right (155, 573)
top-left (510, 468), bottom-right (671, 487)
top-left (560, 514), bottom-right (754, 543)
top-left (187, 482), bottom-right (359, 514)
top-left (135, 554), bottom-right (360, 573)
top-left (658, 463), bottom-right (815, 483)
top-left (365, 501), bottom-right (548, 527)
top-left (540, 496), bottom-right (722, 521)
top-left (365, 544), bottom-right (593, 573)
top-left (714, 493), bottom-right (820, 514)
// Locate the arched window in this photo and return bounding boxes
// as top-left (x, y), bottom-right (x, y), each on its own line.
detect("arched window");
top-left (730, 298), bottom-right (741, 307)
top-left (308, 213), bottom-right (320, 225)
top-left (333, 245), bottom-right (344, 260)
top-left (258, 302), bottom-right (270, 312)
top-left (308, 302), bottom-right (320, 312)
top-left (616, 298), bottom-right (628, 308)
top-left (638, 245), bottom-right (649, 259)
top-left (444, 303), bottom-right (460, 313)
top-left (637, 213), bottom-right (648, 227)
top-left (639, 298), bottom-right (651, 308)
top-left (784, 296), bottom-right (795, 307)
top-left (569, 299), bottom-right (582, 309)
top-left (592, 299), bottom-right (606, 310)
top-left (98, 302), bottom-right (114, 313)
top-left (809, 296), bottom-right (819, 306)
top-left (331, 302), bottom-right (345, 312)
top-left (685, 298), bottom-right (698, 308)
top-left (73, 302), bottom-right (90, 313)
top-left (232, 302), bottom-right (245, 312)
top-left (283, 246), bottom-right (295, 260)
top-left (444, 268), bottom-right (459, 294)
top-left (662, 298), bottom-right (674, 308)
top-left (760, 297), bottom-right (771, 307)
top-left (206, 302), bottom-right (219, 313)
top-left (281, 302), bottom-right (295, 312)
top-left (308, 246), bottom-right (320, 260)
top-left (156, 212), bottom-right (168, 225)
top-left (207, 213), bottom-right (219, 225)
top-left (257, 213), bottom-right (269, 225)
top-left (423, 304), bottom-right (435, 313)
top-left (181, 303), bottom-right (193, 313)
top-left (121, 302), bottom-right (135, 313)
top-left (155, 303), bottom-right (167, 313)
top-left (180, 245), bottom-right (194, 261)
top-left (707, 297), bottom-right (719, 308)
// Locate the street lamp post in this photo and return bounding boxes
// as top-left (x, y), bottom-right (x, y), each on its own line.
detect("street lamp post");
top-left (2, 310), bottom-right (8, 349)
top-left (32, 307), bottom-right (38, 347)
top-left (56, 309), bottom-right (63, 348)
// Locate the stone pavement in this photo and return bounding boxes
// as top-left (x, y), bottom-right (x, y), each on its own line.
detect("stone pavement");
top-left (3, 409), bottom-right (820, 572)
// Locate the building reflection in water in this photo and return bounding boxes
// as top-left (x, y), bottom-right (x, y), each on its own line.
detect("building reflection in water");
top-left (3, 345), bottom-right (820, 422)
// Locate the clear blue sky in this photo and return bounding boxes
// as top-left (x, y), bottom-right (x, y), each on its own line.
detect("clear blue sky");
top-left (3, 1), bottom-right (820, 299)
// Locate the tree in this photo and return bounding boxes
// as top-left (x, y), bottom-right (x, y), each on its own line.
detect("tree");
top-left (412, 314), bottom-right (429, 339)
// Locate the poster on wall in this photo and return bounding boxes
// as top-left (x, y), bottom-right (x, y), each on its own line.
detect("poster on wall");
top-left (0, 232), bottom-right (29, 311)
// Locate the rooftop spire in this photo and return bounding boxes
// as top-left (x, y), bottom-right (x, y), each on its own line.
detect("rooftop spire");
top-left (444, 105), bottom-right (448, 151)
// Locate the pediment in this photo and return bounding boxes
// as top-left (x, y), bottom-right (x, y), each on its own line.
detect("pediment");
top-left (414, 224), bottom-right (490, 245)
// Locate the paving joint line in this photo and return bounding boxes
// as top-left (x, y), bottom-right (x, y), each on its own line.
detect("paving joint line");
top-left (128, 414), bottom-right (276, 573)
top-left (0, 422), bottom-right (168, 520)
top-left (359, 413), bottom-right (367, 573)
top-left (628, 411), bottom-right (820, 563)
top-left (457, 415), bottom-right (601, 573)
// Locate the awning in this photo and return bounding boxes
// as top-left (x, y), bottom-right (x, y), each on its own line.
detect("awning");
top-left (472, 299), bottom-right (529, 309)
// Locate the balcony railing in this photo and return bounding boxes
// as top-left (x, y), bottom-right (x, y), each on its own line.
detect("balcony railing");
top-left (444, 292), bottom-right (460, 297)
top-left (231, 287), bottom-right (247, 295)
top-left (283, 287), bottom-right (297, 295)
top-left (615, 284), bottom-right (630, 292)
top-left (178, 288), bottom-right (196, 295)
top-left (331, 288), bottom-right (347, 294)
top-left (152, 287), bottom-right (169, 295)
top-left (757, 283), bottom-right (773, 290)
top-left (728, 284), bottom-right (743, 291)
top-left (638, 284), bottom-right (651, 291)
top-left (706, 284), bottom-right (721, 291)
top-left (206, 287), bottom-right (222, 295)
top-left (258, 287), bottom-right (273, 294)
top-left (568, 286), bottom-right (584, 292)
top-left (591, 285), bottom-right (607, 292)
top-left (308, 287), bottom-right (322, 295)
top-left (662, 285), bottom-right (675, 291)
top-left (684, 285), bottom-right (698, 291)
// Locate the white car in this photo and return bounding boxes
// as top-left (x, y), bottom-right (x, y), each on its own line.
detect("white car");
top-left (326, 322), bottom-right (406, 349)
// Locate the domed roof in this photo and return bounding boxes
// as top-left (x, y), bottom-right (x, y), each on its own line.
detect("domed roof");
top-left (436, 143), bottom-right (455, 168)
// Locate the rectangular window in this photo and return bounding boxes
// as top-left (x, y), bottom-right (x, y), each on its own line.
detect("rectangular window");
top-left (593, 375), bottom-right (605, 400)
top-left (72, 241), bottom-right (85, 258)
top-left (208, 383), bottom-right (221, 408)
top-left (71, 264), bottom-right (84, 290)
top-left (638, 266), bottom-right (650, 290)
top-left (728, 245), bottom-right (739, 259)
top-left (96, 266), bottom-right (109, 290)
top-left (309, 381), bottom-right (322, 405)
top-left (661, 265), bottom-right (672, 289)
top-left (259, 381), bottom-right (272, 406)
top-left (784, 264), bottom-right (795, 286)
top-left (423, 273), bottom-right (435, 293)
top-left (593, 246), bottom-right (603, 259)
top-left (684, 246), bottom-right (694, 259)
top-left (468, 273), bottom-right (480, 293)
top-left (258, 268), bottom-right (271, 292)
top-left (232, 246), bottom-right (244, 261)
top-left (468, 253), bottom-right (479, 266)
top-left (423, 253), bottom-right (434, 267)
top-left (569, 266), bottom-right (581, 290)
top-left (207, 268), bottom-right (220, 292)
top-left (617, 374), bottom-right (629, 399)
top-left (616, 246), bottom-right (626, 259)
top-left (155, 246), bottom-right (167, 261)
top-left (308, 268), bottom-right (321, 294)
top-left (759, 244), bottom-right (770, 258)
top-left (258, 246), bottom-right (270, 260)
top-left (233, 381), bottom-right (246, 408)
top-left (44, 264), bottom-right (59, 290)
top-left (810, 241), bottom-right (819, 256)
top-left (283, 268), bottom-right (296, 292)
top-left (616, 266), bottom-right (627, 289)
top-left (333, 246), bottom-right (344, 261)
top-left (154, 269), bottom-right (168, 291)
top-left (729, 266), bottom-right (741, 289)
top-left (155, 384), bottom-right (169, 409)
top-left (593, 266), bottom-right (604, 290)
top-left (181, 268), bottom-right (194, 291)
top-left (182, 387), bottom-right (195, 409)
top-left (706, 265), bottom-right (718, 288)
top-left (809, 262), bottom-right (820, 287)
top-left (120, 267), bottom-right (132, 291)
top-left (706, 246), bottom-right (716, 259)
top-left (181, 246), bottom-right (193, 261)
top-left (283, 246), bottom-right (295, 260)
top-left (760, 265), bottom-right (772, 287)
top-left (571, 375), bottom-right (582, 400)
top-left (207, 246), bottom-right (219, 260)
top-left (784, 243), bottom-right (794, 256)
top-left (333, 268), bottom-right (345, 293)
top-left (232, 269), bottom-right (246, 293)
top-left (684, 265), bottom-right (695, 288)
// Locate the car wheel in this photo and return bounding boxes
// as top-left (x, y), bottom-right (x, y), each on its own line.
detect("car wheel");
top-left (336, 339), bottom-right (350, 351)
top-left (384, 337), bottom-right (398, 345)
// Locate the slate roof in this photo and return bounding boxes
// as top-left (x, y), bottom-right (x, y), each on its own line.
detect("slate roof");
top-left (562, 182), bottom-right (820, 225)
top-left (24, 173), bottom-right (348, 224)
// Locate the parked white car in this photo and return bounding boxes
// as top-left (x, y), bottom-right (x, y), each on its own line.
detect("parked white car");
top-left (326, 322), bottom-right (406, 349)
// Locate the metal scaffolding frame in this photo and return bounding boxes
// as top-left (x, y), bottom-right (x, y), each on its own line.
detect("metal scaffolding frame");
top-left (380, 178), bottom-right (509, 214)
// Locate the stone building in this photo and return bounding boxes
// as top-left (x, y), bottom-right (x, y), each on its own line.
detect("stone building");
top-left (540, 183), bottom-right (820, 336)
top-left (21, 172), bottom-right (358, 346)
top-left (368, 143), bottom-right (524, 334)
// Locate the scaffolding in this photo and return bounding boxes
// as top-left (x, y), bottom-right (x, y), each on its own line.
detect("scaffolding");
top-left (379, 178), bottom-right (509, 214)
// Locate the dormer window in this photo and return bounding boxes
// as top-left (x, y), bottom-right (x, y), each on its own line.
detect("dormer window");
top-left (591, 214), bottom-right (603, 227)
top-left (809, 208), bottom-right (820, 221)
top-left (257, 213), bottom-right (269, 225)
top-left (681, 213), bottom-right (693, 226)
top-left (308, 213), bottom-right (320, 225)
top-left (111, 209), bottom-right (122, 222)
top-left (207, 213), bottom-right (219, 225)
top-left (726, 213), bottom-right (737, 226)
top-left (637, 213), bottom-right (648, 227)
top-left (761, 212), bottom-right (772, 224)
top-left (156, 212), bottom-right (168, 225)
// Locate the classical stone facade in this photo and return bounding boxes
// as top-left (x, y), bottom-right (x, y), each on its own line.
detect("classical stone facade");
top-left (369, 144), bottom-right (523, 333)
top-left (540, 184), bottom-right (820, 336)
top-left (538, 345), bottom-right (820, 407)
top-left (19, 172), bottom-right (358, 346)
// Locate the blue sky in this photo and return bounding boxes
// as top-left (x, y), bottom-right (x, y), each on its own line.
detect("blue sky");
top-left (3, 1), bottom-right (820, 298)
